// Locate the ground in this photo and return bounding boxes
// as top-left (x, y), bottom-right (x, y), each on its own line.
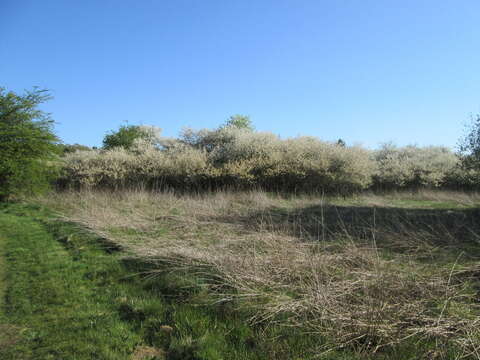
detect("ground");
top-left (1, 190), bottom-right (480, 359)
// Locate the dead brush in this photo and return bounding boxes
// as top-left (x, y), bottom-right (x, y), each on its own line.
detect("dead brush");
top-left (139, 234), bottom-right (478, 356)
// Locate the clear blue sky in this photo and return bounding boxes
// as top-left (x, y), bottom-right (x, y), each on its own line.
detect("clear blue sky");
top-left (1, 0), bottom-right (479, 149)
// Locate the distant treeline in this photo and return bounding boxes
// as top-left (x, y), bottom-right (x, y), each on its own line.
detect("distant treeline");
top-left (59, 125), bottom-right (479, 194)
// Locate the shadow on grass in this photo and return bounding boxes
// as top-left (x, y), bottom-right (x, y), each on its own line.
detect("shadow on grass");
top-left (210, 203), bottom-right (480, 258)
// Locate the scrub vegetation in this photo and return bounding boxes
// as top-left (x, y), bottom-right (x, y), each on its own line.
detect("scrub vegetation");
top-left (61, 126), bottom-right (468, 193)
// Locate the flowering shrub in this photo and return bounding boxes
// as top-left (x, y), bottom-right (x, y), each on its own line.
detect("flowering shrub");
top-left (61, 127), bottom-right (472, 193)
top-left (372, 144), bottom-right (459, 189)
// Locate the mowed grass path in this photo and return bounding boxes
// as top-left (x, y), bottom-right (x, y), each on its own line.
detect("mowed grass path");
top-left (0, 212), bottom-right (15, 352)
top-left (0, 206), bottom-right (145, 359)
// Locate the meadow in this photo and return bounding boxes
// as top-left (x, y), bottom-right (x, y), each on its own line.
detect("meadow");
top-left (2, 188), bottom-right (476, 359)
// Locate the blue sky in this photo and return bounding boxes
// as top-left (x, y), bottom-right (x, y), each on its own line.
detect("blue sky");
top-left (1, 0), bottom-right (479, 149)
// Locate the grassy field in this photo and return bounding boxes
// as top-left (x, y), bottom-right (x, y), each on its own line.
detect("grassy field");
top-left (1, 190), bottom-right (480, 359)
top-left (32, 189), bottom-right (480, 359)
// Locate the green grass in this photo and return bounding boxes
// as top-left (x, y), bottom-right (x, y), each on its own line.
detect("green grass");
top-left (0, 205), bottom-right (144, 359)
top-left (0, 223), bottom-right (5, 309)
top-left (0, 211), bottom-right (17, 351)
top-left (325, 190), bottom-right (480, 210)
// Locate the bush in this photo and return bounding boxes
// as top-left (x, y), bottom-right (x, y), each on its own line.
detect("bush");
top-left (263, 137), bottom-right (374, 193)
top-left (0, 87), bottom-right (60, 200)
top-left (59, 143), bottom-right (92, 154)
top-left (61, 143), bottom-right (210, 190)
top-left (62, 126), bottom-right (375, 194)
top-left (372, 144), bottom-right (459, 190)
top-left (219, 114), bottom-right (254, 131)
top-left (458, 114), bottom-right (480, 170)
top-left (62, 124), bottom-right (471, 194)
top-left (102, 124), bottom-right (161, 150)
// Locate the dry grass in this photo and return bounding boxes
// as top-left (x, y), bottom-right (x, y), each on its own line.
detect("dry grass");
top-left (131, 346), bottom-right (165, 360)
top-left (0, 324), bottom-right (20, 350)
top-left (38, 189), bottom-right (480, 358)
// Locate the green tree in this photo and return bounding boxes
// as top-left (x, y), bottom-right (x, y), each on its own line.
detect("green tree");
top-left (0, 87), bottom-right (60, 201)
top-left (459, 114), bottom-right (480, 170)
top-left (220, 114), bottom-right (254, 131)
top-left (102, 124), bottom-right (160, 150)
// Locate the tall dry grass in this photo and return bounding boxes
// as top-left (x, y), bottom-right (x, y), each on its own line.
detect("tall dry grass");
top-left (39, 189), bottom-right (480, 357)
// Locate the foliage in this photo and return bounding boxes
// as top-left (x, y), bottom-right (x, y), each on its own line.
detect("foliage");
top-left (63, 127), bottom-right (375, 193)
top-left (102, 124), bottom-right (161, 150)
top-left (372, 143), bottom-right (459, 189)
top-left (62, 123), bottom-right (473, 193)
top-left (59, 143), bottom-right (92, 154)
top-left (0, 87), bottom-right (60, 201)
top-left (458, 114), bottom-right (480, 170)
top-left (220, 114), bottom-right (254, 131)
